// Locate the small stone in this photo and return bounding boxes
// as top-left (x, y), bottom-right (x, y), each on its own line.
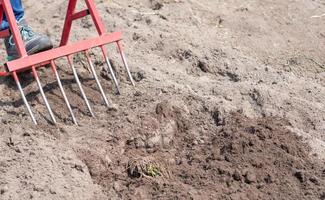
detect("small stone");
top-left (134, 91), bottom-right (142, 97)
top-left (161, 88), bottom-right (168, 93)
top-left (108, 105), bottom-right (118, 112)
top-left (132, 33), bottom-right (141, 41)
top-left (150, 0), bottom-right (163, 10)
top-left (224, 154), bottom-right (232, 162)
top-left (233, 170), bottom-right (241, 181)
top-left (264, 174), bottom-right (273, 184)
top-left (217, 167), bottom-right (227, 175)
top-left (74, 164), bottom-right (84, 172)
top-left (294, 170), bottom-right (305, 183)
top-left (22, 132), bottom-right (31, 137)
top-left (134, 138), bottom-right (145, 148)
top-left (7, 137), bottom-right (14, 147)
top-left (197, 60), bottom-right (209, 73)
top-left (222, 176), bottom-right (232, 187)
top-left (105, 155), bottom-right (112, 166)
top-left (212, 110), bottom-right (225, 126)
top-left (49, 188), bottom-right (56, 194)
top-left (146, 148), bottom-right (157, 154)
top-left (175, 158), bottom-right (182, 165)
top-left (132, 70), bottom-right (146, 82)
top-left (113, 181), bottom-right (125, 192)
top-left (14, 147), bottom-right (21, 153)
top-left (245, 171), bottom-right (257, 184)
top-left (0, 185), bottom-right (8, 194)
top-left (145, 18), bottom-right (152, 25)
top-left (126, 117), bottom-right (132, 123)
top-left (309, 176), bottom-right (319, 185)
top-left (33, 185), bottom-right (44, 192)
top-left (146, 135), bottom-right (161, 148)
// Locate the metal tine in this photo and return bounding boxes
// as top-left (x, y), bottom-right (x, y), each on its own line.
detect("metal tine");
top-left (67, 55), bottom-right (95, 117)
top-left (84, 50), bottom-right (111, 107)
top-left (31, 66), bottom-right (57, 124)
top-left (12, 72), bottom-right (37, 125)
top-left (50, 60), bottom-right (78, 125)
top-left (116, 41), bottom-right (136, 87)
top-left (99, 45), bottom-right (121, 94)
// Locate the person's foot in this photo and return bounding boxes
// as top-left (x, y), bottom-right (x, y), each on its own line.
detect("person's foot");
top-left (4, 19), bottom-right (53, 61)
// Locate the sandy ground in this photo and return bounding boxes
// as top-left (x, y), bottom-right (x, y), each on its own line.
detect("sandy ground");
top-left (0, 0), bottom-right (325, 199)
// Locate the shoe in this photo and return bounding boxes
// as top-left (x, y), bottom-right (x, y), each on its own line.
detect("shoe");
top-left (4, 19), bottom-right (53, 61)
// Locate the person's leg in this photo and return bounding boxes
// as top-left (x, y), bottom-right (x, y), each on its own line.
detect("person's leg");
top-left (1, 0), bottom-right (53, 60)
top-left (1, 0), bottom-right (25, 30)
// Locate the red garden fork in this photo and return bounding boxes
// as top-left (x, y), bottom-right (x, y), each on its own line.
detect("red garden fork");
top-left (0, 0), bottom-right (135, 125)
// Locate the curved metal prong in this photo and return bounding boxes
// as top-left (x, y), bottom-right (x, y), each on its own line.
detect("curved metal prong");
top-left (31, 66), bottom-right (56, 124)
top-left (100, 45), bottom-right (120, 94)
top-left (12, 72), bottom-right (37, 125)
top-left (116, 41), bottom-right (136, 86)
top-left (84, 50), bottom-right (111, 107)
top-left (50, 61), bottom-right (78, 125)
top-left (67, 55), bottom-right (95, 117)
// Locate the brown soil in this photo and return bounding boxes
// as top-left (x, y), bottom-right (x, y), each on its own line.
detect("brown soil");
top-left (0, 0), bottom-right (325, 199)
top-left (81, 103), bottom-right (325, 200)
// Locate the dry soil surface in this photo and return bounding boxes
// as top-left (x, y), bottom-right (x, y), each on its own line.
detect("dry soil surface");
top-left (0, 0), bottom-right (325, 199)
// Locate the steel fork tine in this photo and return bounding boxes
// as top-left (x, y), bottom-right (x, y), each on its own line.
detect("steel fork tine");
top-left (84, 50), bottom-right (111, 107)
top-left (31, 66), bottom-right (57, 124)
top-left (50, 61), bottom-right (78, 125)
top-left (116, 41), bottom-right (135, 86)
top-left (67, 55), bottom-right (95, 117)
top-left (12, 72), bottom-right (37, 125)
top-left (100, 45), bottom-right (121, 94)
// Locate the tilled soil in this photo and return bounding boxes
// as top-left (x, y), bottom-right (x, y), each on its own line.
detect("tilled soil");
top-left (81, 103), bottom-right (325, 200)
top-left (0, 0), bottom-right (325, 199)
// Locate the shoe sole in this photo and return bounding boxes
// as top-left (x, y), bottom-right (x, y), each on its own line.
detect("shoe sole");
top-left (8, 41), bottom-right (53, 61)
top-left (27, 42), bottom-right (53, 56)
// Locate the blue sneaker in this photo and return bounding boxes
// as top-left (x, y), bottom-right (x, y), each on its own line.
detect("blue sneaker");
top-left (4, 19), bottom-right (53, 61)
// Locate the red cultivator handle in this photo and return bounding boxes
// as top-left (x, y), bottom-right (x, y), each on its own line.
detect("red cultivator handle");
top-left (0, 0), bottom-right (136, 125)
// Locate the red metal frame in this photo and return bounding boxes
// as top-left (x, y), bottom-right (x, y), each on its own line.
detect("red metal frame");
top-left (0, 0), bottom-right (135, 125)
top-left (0, 0), bottom-right (123, 75)
top-left (60, 0), bottom-right (106, 46)
top-left (6, 32), bottom-right (122, 72)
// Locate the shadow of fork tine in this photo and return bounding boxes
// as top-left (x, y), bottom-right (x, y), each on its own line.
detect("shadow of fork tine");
top-left (84, 50), bottom-right (112, 107)
top-left (50, 60), bottom-right (78, 125)
top-left (31, 66), bottom-right (56, 125)
top-left (116, 41), bottom-right (135, 87)
top-left (67, 55), bottom-right (95, 117)
top-left (100, 45), bottom-right (121, 95)
top-left (12, 71), bottom-right (37, 125)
